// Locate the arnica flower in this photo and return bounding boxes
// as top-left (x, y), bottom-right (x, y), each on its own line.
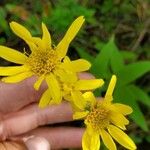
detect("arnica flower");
top-left (73, 75), bottom-right (136, 150)
top-left (54, 66), bottom-right (104, 108)
top-left (0, 16), bottom-right (91, 107)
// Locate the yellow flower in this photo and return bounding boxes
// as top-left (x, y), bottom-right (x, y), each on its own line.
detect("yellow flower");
top-left (73, 75), bottom-right (136, 150)
top-left (54, 65), bottom-right (104, 107)
top-left (0, 16), bottom-right (91, 107)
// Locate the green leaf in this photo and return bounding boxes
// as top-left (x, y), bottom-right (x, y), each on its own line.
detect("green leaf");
top-left (110, 37), bottom-right (124, 73)
top-left (117, 61), bottom-right (150, 85)
top-left (90, 36), bottom-right (114, 78)
top-left (114, 86), bottom-right (149, 131)
top-left (121, 50), bottom-right (137, 62)
top-left (76, 48), bottom-right (94, 63)
top-left (128, 85), bottom-right (150, 107)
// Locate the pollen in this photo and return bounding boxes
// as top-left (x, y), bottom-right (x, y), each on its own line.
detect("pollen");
top-left (85, 104), bottom-right (110, 132)
top-left (26, 50), bottom-right (60, 76)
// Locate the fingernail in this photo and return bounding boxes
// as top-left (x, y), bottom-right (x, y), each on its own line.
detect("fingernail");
top-left (23, 136), bottom-right (50, 150)
top-left (22, 135), bottom-right (35, 142)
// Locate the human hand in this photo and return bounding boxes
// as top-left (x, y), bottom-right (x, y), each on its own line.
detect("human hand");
top-left (0, 72), bottom-right (94, 149)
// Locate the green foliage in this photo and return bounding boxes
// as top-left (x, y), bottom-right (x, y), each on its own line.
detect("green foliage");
top-left (89, 37), bottom-right (150, 131)
top-left (0, 0), bottom-right (95, 45)
top-left (45, 0), bottom-right (95, 34)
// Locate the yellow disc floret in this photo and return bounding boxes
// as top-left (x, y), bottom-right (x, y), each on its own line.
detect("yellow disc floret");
top-left (85, 102), bottom-right (110, 132)
top-left (26, 50), bottom-right (60, 76)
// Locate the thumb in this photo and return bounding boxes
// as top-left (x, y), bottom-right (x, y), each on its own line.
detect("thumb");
top-left (23, 136), bottom-right (50, 150)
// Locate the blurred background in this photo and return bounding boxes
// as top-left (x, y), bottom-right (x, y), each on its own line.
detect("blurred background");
top-left (0, 0), bottom-right (150, 149)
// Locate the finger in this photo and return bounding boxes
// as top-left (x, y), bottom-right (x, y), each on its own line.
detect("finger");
top-left (0, 102), bottom-right (73, 140)
top-left (24, 136), bottom-right (50, 150)
top-left (78, 72), bottom-right (95, 79)
top-left (0, 76), bottom-right (47, 113)
top-left (23, 127), bottom-right (84, 149)
top-left (0, 73), bottom-right (94, 113)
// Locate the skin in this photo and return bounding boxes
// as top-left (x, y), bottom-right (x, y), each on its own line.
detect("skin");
top-left (0, 72), bottom-right (94, 150)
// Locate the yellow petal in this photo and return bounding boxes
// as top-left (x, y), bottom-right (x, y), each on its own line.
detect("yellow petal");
top-left (25, 40), bottom-right (37, 52)
top-left (56, 16), bottom-right (85, 59)
top-left (0, 65), bottom-right (29, 76)
top-left (82, 92), bottom-right (96, 108)
top-left (70, 59), bottom-right (91, 72)
top-left (2, 71), bottom-right (33, 83)
top-left (73, 111), bottom-right (89, 120)
top-left (82, 128), bottom-right (100, 150)
top-left (39, 89), bottom-right (51, 108)
top-left (10, 21), bottom-right (32, 41)
top-left (108, 125), bottom-right (137, 150)
top-left (71, 91), bottom-right (86, 110)
top-left (112, 103), bottom-right (133, 115)
top-left (63, 56), bottom-right (70, 63)
top-left (75, 79), bottom-right (104, 91)
top-left (100, 129), bottom-right (116, 150)
top-left (54, 69), bottom-right (77, 83)
top-left (104, 75), bottom-right (117, 102)
top-left (46, 74), bottom-right (62, 104)
top-left (0, 46), bottom-right (28, 64)
top-left (32, 37), bottom-right (45, 50)
top-left (42, 23), bottom-right (51, 48)
top-left (61, 59), bottom-right (91, 72)
top-left (110, 111), bottom-right (129, 130)
top-left (34, 75), bottom-right (45, 90)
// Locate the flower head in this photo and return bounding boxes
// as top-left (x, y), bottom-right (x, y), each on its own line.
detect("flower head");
top-left (56, 65), bottom-right (104, 107)
top-left (73, 75), bottom-right (136, 150)
top-left (0, 16), bottom-right (91, 107)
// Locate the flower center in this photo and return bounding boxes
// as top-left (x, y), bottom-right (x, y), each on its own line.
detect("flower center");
top-left (26, 50), bottom-right (60, 76)
top-left (86, 105), bottom-right (110, 132)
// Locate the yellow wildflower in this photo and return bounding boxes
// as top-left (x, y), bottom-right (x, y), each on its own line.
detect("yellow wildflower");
top-left (55, 66), bottom-right (104, 107)
top-left (38, 56), bottom-right (104, 108)
top-left (0, 16), bottom-right (91, 106)
top-left (73, 75), bottom-right (136, 150)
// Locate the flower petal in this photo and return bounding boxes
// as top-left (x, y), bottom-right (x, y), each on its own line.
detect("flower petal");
top-left (108, 125), bottom-right (136, 150)
top-left (73, 111), bottom-right (89, 120)
top-left (71, 91), bottom-right (86, 110)
top-left (2, 71), bottom-right (33, 83)
top-left (0, 46), bottom-right (28, 64)
top-left (32, 37), bottom-right (45, 50)
top-left (10, 21), bottom-right (32, 41)
top-left (54, 69), bottom-right (77, 83)
top-left (0, 65), bottom-right (29, 76)
top-left (100, 129), bottom-right (116, 150)
top-left (70, 59), bottom-right (91, 72)
top-left (75, 79), bottom-right (104, 91)
top-left (61, 59), bottom-right (91, 72)
top-left (82, 128), bottom-right (100, 150)
top-left (39, 89), bottom-right (51, 108)
top-left (56, 16), bottom-right (85, 59)
top-left (104, 75), bottom-right (117, 102)
top-left (42, 23), bottom-right (51, 48)
top-left (82, 92), bottom-right (96, 108)
top-left (112, 103), bottom-right (133, 115)
top-left (46, 74), bottom-right (62, 104)
top-left (110, 111), bottom-right (129, 130)
top-left (34, 75), bottom-right (45, 90)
